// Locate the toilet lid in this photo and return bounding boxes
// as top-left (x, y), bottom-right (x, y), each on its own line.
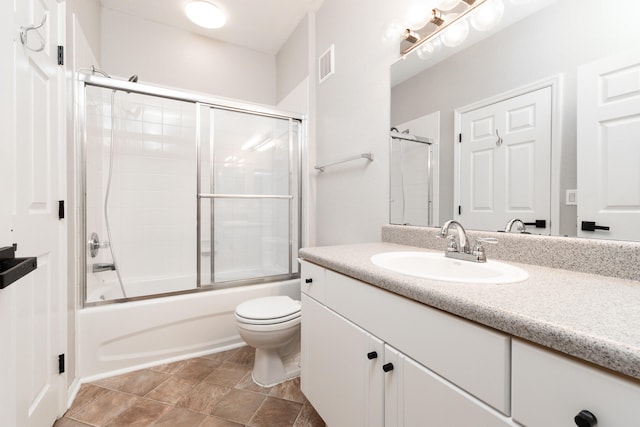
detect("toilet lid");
top-left (235, 296), bottom-right (301, 321)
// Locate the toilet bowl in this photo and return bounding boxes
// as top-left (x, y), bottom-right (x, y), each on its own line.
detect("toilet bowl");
top-left (235, 295), bottom-right (301, 386)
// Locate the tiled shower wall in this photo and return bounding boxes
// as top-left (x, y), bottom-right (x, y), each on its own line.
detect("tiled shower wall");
top-left (85, 87), bottom-right (197, 299)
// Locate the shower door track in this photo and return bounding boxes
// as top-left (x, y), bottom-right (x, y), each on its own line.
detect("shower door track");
top-left (198, 194), bottom-right (294, 200)
top-left (79, 72), bottom-right (304, 122)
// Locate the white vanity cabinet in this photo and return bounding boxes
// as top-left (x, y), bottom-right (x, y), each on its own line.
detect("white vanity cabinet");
top-left (512, 340), bottom-right (640, 427)
top-left (300, 260), bottom-right (515, 427)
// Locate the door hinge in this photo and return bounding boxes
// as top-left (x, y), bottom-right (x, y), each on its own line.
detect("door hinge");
top-left (458, 133), bottom-right (462, 143)
top-left (58, 354), bottom-right (65, 374)
top-left (58, 200), bottom-right (64, 220)
top-left (57, 46), bottom-right (64, 65)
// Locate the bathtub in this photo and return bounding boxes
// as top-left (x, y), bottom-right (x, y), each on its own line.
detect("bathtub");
top-left (78, 278), bottom-right (301, 381)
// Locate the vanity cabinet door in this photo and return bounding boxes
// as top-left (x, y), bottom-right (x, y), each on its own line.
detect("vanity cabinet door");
top-left (512, 339), bottom-right (640, 427)
top-left (384, 346), bottom-right (516, 427)
top-left (300, 294), bottom-right (384, 427)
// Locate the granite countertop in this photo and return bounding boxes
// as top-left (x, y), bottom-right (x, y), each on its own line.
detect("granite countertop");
top-left (299, 242), bottom-right (640, 381)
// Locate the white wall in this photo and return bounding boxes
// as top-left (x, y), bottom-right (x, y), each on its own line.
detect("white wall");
top-left (391, 0), bottom-right (640, 236)
top-left (313, 0), bottom-right (401, 245)
top-left (66, 0), bottom-right (101, 60)
top-left (100, 8), bottom-right (277, 105)
top-left (276, 17), bottom-right (309, 105)
top-left (65, 0), bottom-right (103, 405)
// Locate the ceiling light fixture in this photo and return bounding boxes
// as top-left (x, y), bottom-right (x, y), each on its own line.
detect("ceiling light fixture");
top-left (185, 1), bottom-right (226, 29)
top-left (400, 0), bottom-right (501, 56)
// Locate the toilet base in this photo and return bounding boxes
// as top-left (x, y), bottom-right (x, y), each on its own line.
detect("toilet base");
top-left (251, 340), bottom-right (301, 387)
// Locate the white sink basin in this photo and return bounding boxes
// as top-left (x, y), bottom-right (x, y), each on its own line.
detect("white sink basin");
top-left (370, 251), bottom-right (528, 284)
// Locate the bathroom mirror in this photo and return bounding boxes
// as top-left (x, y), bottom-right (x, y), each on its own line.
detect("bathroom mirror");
top-left (390, 0), bottom-right (640, 240)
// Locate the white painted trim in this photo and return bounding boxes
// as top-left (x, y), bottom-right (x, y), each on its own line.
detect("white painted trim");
top-left (65, 378), bottom-right (82, 411)
top-left (453, 74), bottom-right (563, 236)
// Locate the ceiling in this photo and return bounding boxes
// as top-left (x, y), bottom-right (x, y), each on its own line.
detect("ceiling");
top-left (99, 0), bottom-right (324, 55)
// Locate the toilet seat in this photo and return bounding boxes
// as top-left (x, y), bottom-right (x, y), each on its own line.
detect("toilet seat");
top-left (235, 296), bottom-right (301, 325)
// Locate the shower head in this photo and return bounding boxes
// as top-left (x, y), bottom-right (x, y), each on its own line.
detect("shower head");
top-left (128, 75), bottom-right (138, 83)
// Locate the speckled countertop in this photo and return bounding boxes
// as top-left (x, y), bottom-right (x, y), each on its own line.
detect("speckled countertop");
top-left (299, 242), bottom-right (640, 381)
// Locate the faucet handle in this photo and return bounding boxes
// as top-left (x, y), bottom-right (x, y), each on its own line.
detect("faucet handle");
top-left (472, 237), bottom-right (498, 262)
top-left (476, 237), bottom-right (498, 245)
top-left (446, 234), bottom-right (458, 252)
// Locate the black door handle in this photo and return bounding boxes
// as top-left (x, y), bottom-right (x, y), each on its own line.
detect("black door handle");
top-left (574, 409), bottom-right (597, 427)
top-left (367, 351), bottom-right (378, 360)
top-left (581, 221), bottom-right (610, 232)
top-left (524, 219), bottom-right (546, 228)
top-left (382, 363), bottom-right (394, 372)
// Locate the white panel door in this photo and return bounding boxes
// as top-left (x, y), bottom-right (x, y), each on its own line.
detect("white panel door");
top-left (458, 87), bottom-right (551, 234)
top-left (577, 51), bottom-right (640, 240)
top-left (12, 0), bottom-right (64, 426)
top-left (0, 1), bottom-right (17, 424)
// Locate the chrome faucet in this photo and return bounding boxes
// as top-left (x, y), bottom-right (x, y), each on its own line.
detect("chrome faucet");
top-left (439, 220), bottom-right (470, 255)
top-left (92, 263), bottom-right (116, 273)
top-left (504, 218), bottom-right (527, 233)
top-left (438, 220), bottom-right (496, 263)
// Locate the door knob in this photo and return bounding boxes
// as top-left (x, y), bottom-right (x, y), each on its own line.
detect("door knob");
top-left (574, 409), bottom-right (597, 427)
top-left (382, 363), bottom-right (394, 372)
top-left (367, 351), bottom-right (378, 360)
top-left (305, 278), bottom-right (313, 283)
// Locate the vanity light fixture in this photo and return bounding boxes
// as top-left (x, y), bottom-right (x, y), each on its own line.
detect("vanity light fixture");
top-left (400, 0), bottom-right (501, 56)
top-left (185, 0), bottom-right (226, 29)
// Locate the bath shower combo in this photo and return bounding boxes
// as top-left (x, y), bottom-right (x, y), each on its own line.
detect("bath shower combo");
top-left (76, 69), bottom-right (304, 378)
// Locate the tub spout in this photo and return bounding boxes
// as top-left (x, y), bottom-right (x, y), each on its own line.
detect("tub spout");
top-left (92, 263), bottom-right (116, 273)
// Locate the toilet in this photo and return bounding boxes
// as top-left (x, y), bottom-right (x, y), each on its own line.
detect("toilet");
top-left (235, 295), bottom-right (302, 386)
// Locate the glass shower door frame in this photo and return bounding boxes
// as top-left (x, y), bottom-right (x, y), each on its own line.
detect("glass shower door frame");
top-left (196, 105), bottom-right (302, 287)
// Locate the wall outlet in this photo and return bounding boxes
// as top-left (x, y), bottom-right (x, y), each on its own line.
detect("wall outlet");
top-left (566, 189), bottom-right (577, 205)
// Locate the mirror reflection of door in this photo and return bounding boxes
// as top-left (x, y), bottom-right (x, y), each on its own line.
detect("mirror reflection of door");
top-left (456, 87), bottom-right (552, 234)
top-left (577, 51), bottom-right (640, 241)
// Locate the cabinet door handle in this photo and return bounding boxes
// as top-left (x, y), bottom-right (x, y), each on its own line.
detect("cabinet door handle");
top-left (305, 278), bottom-right (313, 283)
top-left (382, 363), bottom-right (394, 372)
top-left (574, 410), bottom-right (597, 427)
top-left (367, 351), bottom-right (378, 360)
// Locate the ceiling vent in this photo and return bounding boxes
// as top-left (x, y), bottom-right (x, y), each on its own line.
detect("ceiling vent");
top-left (318, 44), bottom-right (335, 84)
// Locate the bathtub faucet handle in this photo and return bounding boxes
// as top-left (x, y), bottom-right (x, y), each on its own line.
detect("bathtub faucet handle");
top-left (88, 232), bottom-right (110, 258)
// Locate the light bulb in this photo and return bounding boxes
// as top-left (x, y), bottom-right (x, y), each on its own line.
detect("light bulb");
top-left (405, 2), bottom-right (432, 29)
top-left (185, 1), bottom-right (226, 29)
top-left (471, 0), bottom-right (504, 31)
top-left (417, 38), bottom-right (442, 60)
top-left (383, 20), bottom-right (407, 44)
top-left (441, 19), bottom-right (469, 47)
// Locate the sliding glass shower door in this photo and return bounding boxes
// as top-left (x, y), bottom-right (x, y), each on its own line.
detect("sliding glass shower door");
top-left (198, 106), bottom-right (301, 287)
top-left (81, 73), bottom-right (303, 304)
